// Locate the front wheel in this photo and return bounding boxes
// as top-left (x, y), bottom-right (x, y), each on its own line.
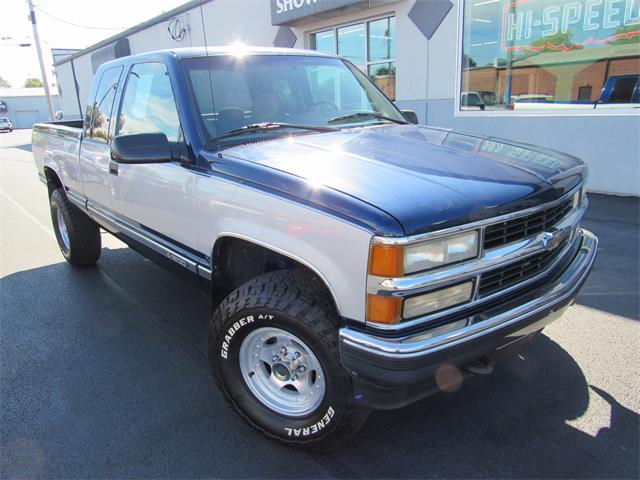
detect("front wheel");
top-left (208, 270), bottom-right (368, 447)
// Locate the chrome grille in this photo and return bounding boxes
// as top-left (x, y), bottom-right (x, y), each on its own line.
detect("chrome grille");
top-left (478, 237), bottom-right (571, 297)
top-left (483, 198), bottom-right (573, 250)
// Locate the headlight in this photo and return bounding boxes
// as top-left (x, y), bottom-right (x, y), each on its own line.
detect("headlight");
top-left (404, 231), bottom-right (479, 274)
top-left (369, 230), bottom-right (480, 277)
top-left (403, 281), bottom-right (474, 318)
top-left (366, 280), bottom-right (475, 324)
top-left (367, 230), bottom-right (480, 324)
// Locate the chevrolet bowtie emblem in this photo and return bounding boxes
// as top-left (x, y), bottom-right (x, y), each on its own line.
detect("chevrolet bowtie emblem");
top-left (542, 231), bottom-right (560, 250)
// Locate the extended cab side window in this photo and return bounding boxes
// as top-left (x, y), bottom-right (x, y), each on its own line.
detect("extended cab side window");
top-left (85, 66), bottom-right (123, 143)
top-left (117, 63), bottom-right (181, 141)
top-left (609, 77), bottom-right (638, 104)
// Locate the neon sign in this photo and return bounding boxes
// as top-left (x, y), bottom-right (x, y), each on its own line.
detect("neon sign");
top-left (501, 0), bottom-right (640, 52)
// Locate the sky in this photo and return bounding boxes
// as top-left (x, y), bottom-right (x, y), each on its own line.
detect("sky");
top-left (0, 0), bottom-right (187, 88)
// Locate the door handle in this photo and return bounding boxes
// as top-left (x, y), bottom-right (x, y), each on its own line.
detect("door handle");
top-left (108, 161), bottom-right (119, 176)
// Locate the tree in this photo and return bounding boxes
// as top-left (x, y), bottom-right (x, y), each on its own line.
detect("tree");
top-left (529, 31), bottom-right (582, 52)
top-left (24, 77), bottom-right (43, 88)
top-left (0, 76), bottom-right (10, 88)
top-left (462, 54), bottom-right (477, 68)
top-left (611, 24), bottom-right (640, 45)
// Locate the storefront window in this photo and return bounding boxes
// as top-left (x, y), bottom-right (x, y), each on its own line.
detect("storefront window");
top-left (310, 16), bottom-right (397, 100)
top-left (338, 23), bottom-right (367, 64)
top-left (311, 29), bottom-right (334, 55)
top-left (368, 17), bottom-right (396, 62)
top-left (461, 0), bottom-right (640, 111)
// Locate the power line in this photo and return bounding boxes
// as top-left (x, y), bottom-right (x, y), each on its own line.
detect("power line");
top-left (34, 5), bottom-right (130, 31)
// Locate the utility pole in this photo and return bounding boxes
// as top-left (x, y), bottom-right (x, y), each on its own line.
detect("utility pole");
top-left (26, 0), bottom-right (54, 120)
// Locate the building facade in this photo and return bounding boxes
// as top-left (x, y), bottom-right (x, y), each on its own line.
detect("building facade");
top-left (0, 88), bottom-right (60, 129)
top-left (53, 0), bottom-right (639, 195)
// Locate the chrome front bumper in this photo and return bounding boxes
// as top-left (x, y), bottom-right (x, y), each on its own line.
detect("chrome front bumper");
top-left (339, 229), bottom-right (597, 390)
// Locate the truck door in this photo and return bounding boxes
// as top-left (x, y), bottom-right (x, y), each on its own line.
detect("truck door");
top-left (79, 65), bottom-right (123, 212)
top-left (110, 62), bottom-right (199, 253)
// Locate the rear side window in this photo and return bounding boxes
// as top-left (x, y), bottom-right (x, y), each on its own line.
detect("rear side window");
top-left (85, 66), bottom-right (122, 143)
top-left (117, 63), bottom-right (181, 141)
top-left (609, 77), bottom-right (638, 104)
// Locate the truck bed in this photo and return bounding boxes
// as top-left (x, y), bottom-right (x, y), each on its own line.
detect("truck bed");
top-left (33, 120), bottom-right (83, 138)
top-left (32, 121), bottom-right (83, 191)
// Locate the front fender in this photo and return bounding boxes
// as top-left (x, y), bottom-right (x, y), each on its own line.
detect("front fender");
top-left (196, 175), bottom-right (373, 323)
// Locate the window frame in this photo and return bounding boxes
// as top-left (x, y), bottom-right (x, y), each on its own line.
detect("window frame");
top-left (307, 14), bottom-right (397, 91)
top-left (455, 0), bottom-right (640, 117)
top-left (115, 61), bottom-right (184, 142)
top-left (83, 65), bottom-right (123, 145)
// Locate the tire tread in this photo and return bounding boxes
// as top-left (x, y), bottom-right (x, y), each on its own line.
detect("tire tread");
top-left (50, 188), bottom-right (101, 266)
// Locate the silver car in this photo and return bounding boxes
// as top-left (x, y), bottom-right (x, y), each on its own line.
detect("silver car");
top-left (0, 117), bottom-right (13, 132)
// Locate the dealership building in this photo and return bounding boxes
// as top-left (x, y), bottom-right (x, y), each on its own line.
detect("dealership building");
top-left (53, 0), bottom-right (639, 195)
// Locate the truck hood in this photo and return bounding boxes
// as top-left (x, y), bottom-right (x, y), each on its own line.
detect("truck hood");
top-left (211, 125), bottom-right (585, 237)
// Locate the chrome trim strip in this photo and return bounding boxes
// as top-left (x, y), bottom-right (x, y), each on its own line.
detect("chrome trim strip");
top-left (87, 202), bottom-right (210, 276)
top-left (340, 229), bottom-right (597, 359)
top-left (372, 184), bottom-right (581, 246)
top-left (66, 190), bottom-right (87, 211)
top-left (87, 203), bottom-right (119, 235)
top-left (198, 265), bottom-right (213, 280)
top-left (33, 123), bottom-right (82, 141)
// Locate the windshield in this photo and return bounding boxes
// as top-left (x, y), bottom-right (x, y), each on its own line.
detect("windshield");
top-left (182, 54), bottom-right (406, 148)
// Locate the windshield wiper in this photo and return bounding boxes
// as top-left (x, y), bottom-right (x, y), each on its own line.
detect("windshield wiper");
top-left (211, 122), bottom-right (338, 144)
top-left (328, 112), bottom-right (408, 125)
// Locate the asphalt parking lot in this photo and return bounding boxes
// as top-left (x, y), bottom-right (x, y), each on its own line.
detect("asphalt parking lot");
top-left (1, 129), bottom-right (638, 479)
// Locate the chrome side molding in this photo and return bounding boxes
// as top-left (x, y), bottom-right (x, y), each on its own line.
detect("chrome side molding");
top-left (86, 200), bottom-right (212, 280)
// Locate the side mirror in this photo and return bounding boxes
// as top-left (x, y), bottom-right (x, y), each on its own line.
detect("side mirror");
top-left (401, 109), bottom-right (419, 124)
top-left (111, 133), bottom-right (173, 164)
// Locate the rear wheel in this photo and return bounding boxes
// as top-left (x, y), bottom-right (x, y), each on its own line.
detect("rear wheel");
top-left (50, 188), bottom-right (101, 266)
top-left (209, 270), bottom-right (369, 447)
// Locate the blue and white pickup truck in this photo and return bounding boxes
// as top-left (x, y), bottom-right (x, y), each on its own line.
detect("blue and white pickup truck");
top-left (32, 47), bottom-right (597, 447)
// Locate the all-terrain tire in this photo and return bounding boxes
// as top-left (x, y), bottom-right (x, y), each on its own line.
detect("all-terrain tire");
top-left (50, 188), bottom-right (101, 266)
top-left (208, 269), bottom-right (369, 448)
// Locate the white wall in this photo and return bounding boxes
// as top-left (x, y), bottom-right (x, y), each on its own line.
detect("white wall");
top-left (72, 53), bottom-right (96, 115)
top-left (200, 0), bottom-right (280, 46)
top-left (54, 61), bottom-right (82, 118)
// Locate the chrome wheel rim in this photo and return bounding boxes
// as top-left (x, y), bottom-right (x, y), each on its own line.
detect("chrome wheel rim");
top-left (56, 208), bottom-right (70, 252)
top-left (239, 327), bottom-right (326, 417)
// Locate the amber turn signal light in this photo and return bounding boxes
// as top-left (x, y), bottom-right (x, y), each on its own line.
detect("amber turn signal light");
top-left (366, 294), bottom-right (402, 324)
top-left (368, 244), bottom-right (404, 277)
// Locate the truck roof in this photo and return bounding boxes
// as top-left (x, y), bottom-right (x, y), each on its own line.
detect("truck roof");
top-left (96, 46), bottom-right (333, 72)
top-left (170, 46), bottom-right (331, 58)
